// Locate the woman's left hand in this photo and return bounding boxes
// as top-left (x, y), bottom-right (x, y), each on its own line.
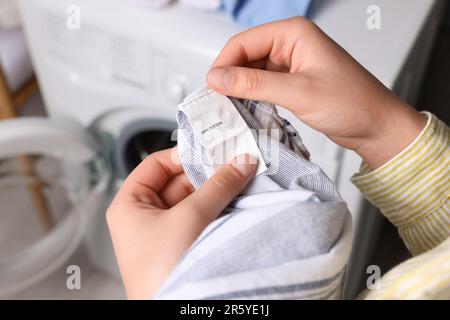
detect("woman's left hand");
top-left (106, 147), bottom-right (256, 299)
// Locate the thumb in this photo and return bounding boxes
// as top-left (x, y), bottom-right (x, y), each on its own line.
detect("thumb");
top-left (175, 154), bottom-right (257, 224)
top-left (207, 66), bottom-right (303, 111)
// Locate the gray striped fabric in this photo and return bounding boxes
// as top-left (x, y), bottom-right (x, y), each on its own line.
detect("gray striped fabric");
top-left (154, 87), bottom-right (353, 300)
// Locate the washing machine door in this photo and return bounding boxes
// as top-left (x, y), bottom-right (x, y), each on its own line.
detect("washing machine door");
top-left (83, 108), bottom-right (178, 278)
top-left (0, 117), bottom-right (109, 295)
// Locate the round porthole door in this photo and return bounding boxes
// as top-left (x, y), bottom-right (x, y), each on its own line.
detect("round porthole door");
top-left (84, 108), bottom-right (177, 278)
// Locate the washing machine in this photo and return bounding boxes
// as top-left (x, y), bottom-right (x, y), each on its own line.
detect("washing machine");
top-left (0, 0), bottom-right (237, 294)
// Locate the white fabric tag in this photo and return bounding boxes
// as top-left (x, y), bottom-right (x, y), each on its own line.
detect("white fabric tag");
top-left (179, 88), bottom-right (267, 176)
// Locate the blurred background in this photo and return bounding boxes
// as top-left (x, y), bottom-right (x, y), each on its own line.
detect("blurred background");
top-left (0, 0), bottom-right (448, 299)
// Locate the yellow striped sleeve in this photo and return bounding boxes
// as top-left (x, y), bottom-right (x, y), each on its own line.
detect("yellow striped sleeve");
top-left (360, 237), bottom-right (450, 299)
top-left (352, 112), bottom-right (450, 256)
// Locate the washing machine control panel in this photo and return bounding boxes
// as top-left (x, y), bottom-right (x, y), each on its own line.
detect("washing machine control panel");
top-left (20, 0), bottom-right (221, 125)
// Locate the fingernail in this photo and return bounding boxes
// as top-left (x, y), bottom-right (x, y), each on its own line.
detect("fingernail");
top-left (207, 67), bottom-right (231, 90)
top-left (231, 154), bottom-right (257, 176)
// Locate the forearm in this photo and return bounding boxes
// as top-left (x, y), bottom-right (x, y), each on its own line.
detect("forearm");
top-left (352, 112), bottom-right (450, 255)
top-left (354, 100), bottom-right (428, 170)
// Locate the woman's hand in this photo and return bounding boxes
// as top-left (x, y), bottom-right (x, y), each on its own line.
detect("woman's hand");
top-left (106, 148), bottom-right (256, 299)
top-left (207, 17), bottom-right (427, 169)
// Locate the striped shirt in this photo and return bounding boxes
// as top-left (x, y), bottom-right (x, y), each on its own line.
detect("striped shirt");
top-left (159, 88), bottom-right (353, 299)
top-left (352, 112), bottom-right (450, 299)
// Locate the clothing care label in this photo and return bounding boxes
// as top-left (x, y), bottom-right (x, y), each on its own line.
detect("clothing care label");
top-left (179, 89), bottom-right (267, 175)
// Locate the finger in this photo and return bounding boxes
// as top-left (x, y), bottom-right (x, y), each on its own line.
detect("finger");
top-left (244, 57), bottom-right (290, 73)
top-left (117, 147), bottom-right (183, 202)
top-left (244, 57), bottom-right (267, 70)
top-left (211, 17), bottom-right (312, 68)
top-left (159, 173), bottom-right (195, 207)
top-left (207, 66), bottom-right (306, 111)
top-left (174, 154), bottom-right (257, 225)
top-left (264, 59), bottom-right (291, 73)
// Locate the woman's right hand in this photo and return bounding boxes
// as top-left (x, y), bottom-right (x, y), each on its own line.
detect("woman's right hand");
top-left (207, 17), bottom-right (426, 170)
